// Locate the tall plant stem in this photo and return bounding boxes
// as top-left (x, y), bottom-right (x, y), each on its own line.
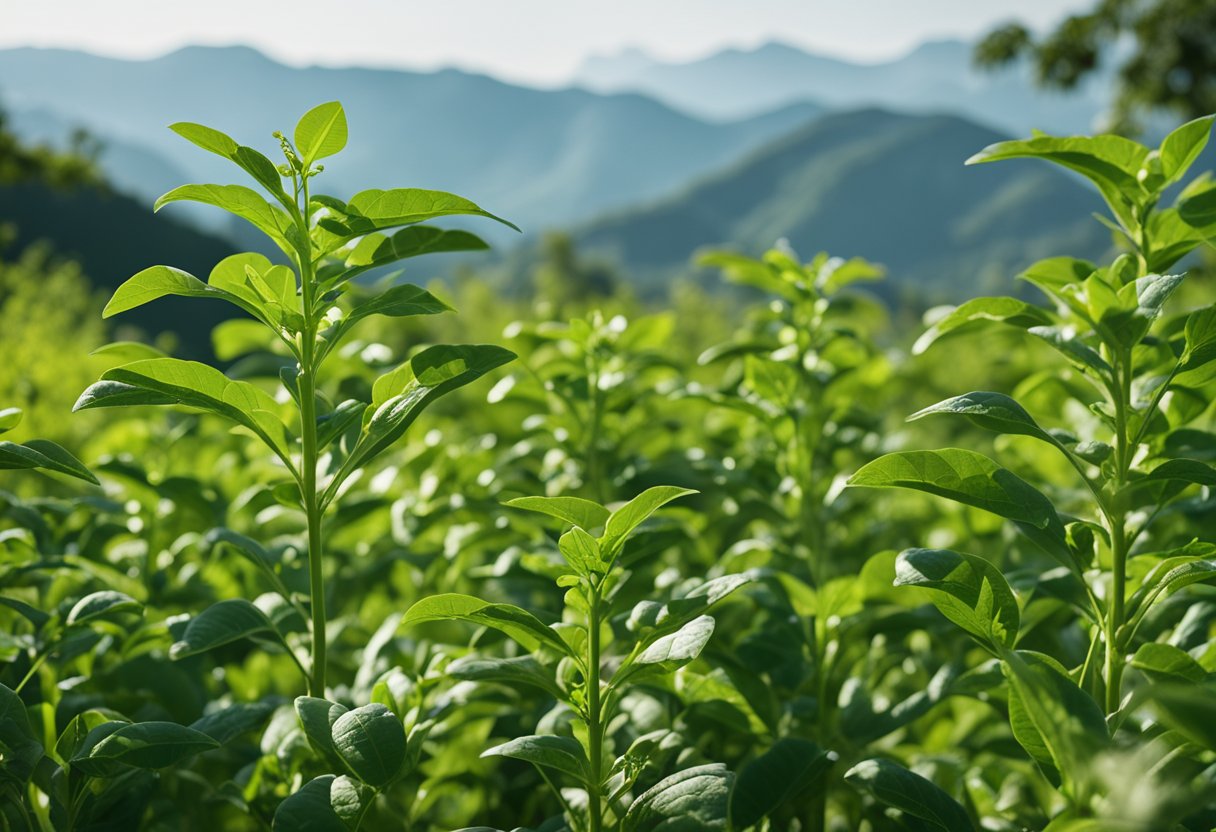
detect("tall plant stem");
top-left (1103, 347), bottom-right (1134, 715)
top-left (294, 173), bottom-right (326, 698)
top-left (586, 584), bottom-right (604, 832)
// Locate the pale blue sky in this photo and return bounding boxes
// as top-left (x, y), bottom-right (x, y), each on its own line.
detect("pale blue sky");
top-left (1, 0), bottom-right (1094, 85)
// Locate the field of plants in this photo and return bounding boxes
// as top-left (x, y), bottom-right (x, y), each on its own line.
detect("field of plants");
top-left (3, 100), bottom-right (1216, 832)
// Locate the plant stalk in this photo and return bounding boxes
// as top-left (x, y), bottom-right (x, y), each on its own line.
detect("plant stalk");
top-left (586, 584), bottom-right (604, 832)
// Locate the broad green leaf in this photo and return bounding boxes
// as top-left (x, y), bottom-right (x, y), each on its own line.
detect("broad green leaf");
top-left (155, 184), bottom-right (297, 255)
top-left (967, 133), bottom-right (1148, 227)
top-left (908, 391), bottom-right (1055, 445)
top-left (0, 597), bottom-right (50, 631)
top-left (190, 702), bottom-right (276, 745)
top-left (331, 704), bottom-right (405, 788)
top-left (1144, 682), bottom-right (1216, 750)
top-left (1131, 643), bottom-right (1207, 684)
top-left (399, 593), bottom-right (572, 657)
top-left (849, 449), bottom-right (1070, 565)
top-left (914, 296), bottom-right (1053, 354)
top-left (505, 495), bottom-right (610, 531)
top-left (74, 721), bottom-right (219, 773)
top-left (331, 284), bottom-right (451, 341)
top-left (844, 758), bottom-right (973, 832)
top-left (295, 696), bottom-right (349, 760)
top-left (623, 763), bottom-right (733, 832)
top-left (169, 598), bottom-right (281, 659)
top-left (66, 591), bottom-right (143, 626)
top-left (0, 439), bottom-right (99, 484)
top-left (1179, 175), bottom-right (1216, 239)
top-left (1126, 545), bottom-right (1216, 621)
top-left (295, 101), bottom-right (348, 164)
top-left (894, 548), bottom-right (1019, 649)
top-left (446, 655), bottom-right (564, 699)
top-left (334, 345), bottom-right (514, 484)
top-left (1002, 650), bottom-right (1108, 796)
top-left (340, 226), bottom-right (488, 274)
top-left (54, 709), bottom-right (115, 765)
top-left (1159, 115), bottom-right (1214, 183)
top-left (618, 615), bottom-right (715, 684)
top-left (1027, 326), bottom-right (1112, 376)
top-left (729, 738), bottom-right (831, 829)
top-left (72, 380), bottom-right (176, 410)
top-left (79, 358), bottom-right (291, 460)
top-left (603, 486), bottom-right (697, 554)
top-left (103, 265), bottom-right (246, 319)
top-left (482, 734), bottom-right (589, 781)
top-left (654, 572), bottom-right (755, 628)
top-left (0, 683), bottom-right (42, 785)
top-left (1180, 306), bottom-right (1216, 373)
top-left (169, 122), bottom-right (287, 198)
top-left (343, 188), bottom-right (519, 234)
top-left (273, 774), bottom-right (373, 832)
top-left (559, 526), bottom-right (603, 575)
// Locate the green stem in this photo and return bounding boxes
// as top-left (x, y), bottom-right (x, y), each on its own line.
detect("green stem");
top-left (294, 173), bottom-right (326, 698)
top-left (14, 650), bottom-right (48, 694)
top-left (1103, 347), bottom-right (1133, 715)
top-left (586, 583), bottom-right (604, 832)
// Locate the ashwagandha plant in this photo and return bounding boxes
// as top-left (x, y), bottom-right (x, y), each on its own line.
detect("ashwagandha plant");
top-left (72, 100), bottom-right (517, 701)
top-left (850, 116), bottom-right (1216, 827)
top-left (398, 487), bottom-right (757, 832)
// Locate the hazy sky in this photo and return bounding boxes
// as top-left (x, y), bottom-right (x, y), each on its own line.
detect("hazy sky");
top-left (2, 0), bottom-right (1094, 85)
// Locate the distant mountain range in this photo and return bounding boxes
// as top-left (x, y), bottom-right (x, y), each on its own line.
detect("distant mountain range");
top-left (575, 39), bottom-right (1112, 136)
top-left (0, 40), bottom-right (1134, 312)
top-left (573, 108), bottom-right (1113, 303)
top-left (0, 45), bottom-right (821, 238)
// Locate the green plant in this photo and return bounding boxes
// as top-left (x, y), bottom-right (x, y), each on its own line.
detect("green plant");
top-left (74, 101), bottom-right (517, 699)
top-left (851, 115), bottom-right (1216, 825)
top-left (400, 486), bottom-right (755, 831)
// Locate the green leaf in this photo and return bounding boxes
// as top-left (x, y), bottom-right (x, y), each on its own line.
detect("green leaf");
top-left (894, 548), bottom-right (1019, 649)
top-left (1027, 326), bottom-right (1112, 376)
top-left (729, 738), bottom-right (831, 829)
top-left (618, 615), bottom-right (714, 684)
top-left (0, 407), bottom-right (21, 434)
top-left (1131, 643), bottom-right (1207, 684)
top-left (482, 734), bottom-right (589, 781)
top-left (334, 284), bottom-right (451, 339)
top-left (914, 296), bottom-right (1054, 354)
top-left (335, 345), bottom-right (514, 482)
top-left (603, 486), bottom-right (697, 554)
top-left (849, 450), bottom-right (1071, 566)
top-left (446, 655), bottom-right (564, 699)
top-left (908, 391), bottom-right (1055, 445)
top-left (1143, 682), bottom-right (1216, 750)
top-left (104, 265), bottom-right (243, 319)
top-left (169, 122), bottom-right (287, 198)
top-left (558, 526), bottom-right (603, 575)
top-left (155, 184), bottom-right (297, 255)
top-left (273, 774), bottom-right (373, 832)
top-left (331, 703), bottom-right (405, 788)
top-left (189, 702), bottom-right (276, 745)
top-left (505, 495), bottom-right (610, 531)
top-left (1002, 650), bottom-right (1109, 795)
top-left (1126, 545), bottom-right (1216, 621)
top-left (0, 683), bottom-right (42, 786)
top-left (0, 439), bottom-right (99, 484)
top-left (343, 188), bottom-right (519, 234)
top-left (1180, 307), bottom-right (1216, 373)
top-left (295, 102), bottom-right (348, 164)
top-left (78, 358), bottom-right (291, 460)
top-left (340, 226), bottom-right (488, 274)
top-left (652, 572), bottom-right (755, 629)
top-left (295, 696), bottom-right (349, 760)
top-left (967, 133), bottom-right (1148, 227)
top-left (844, 758), bottom-right (973, 832)
top-left (399, 593), bottom-right (572, 657)
top-left (623, 763), bottom-right (733, 832)
top-left (74, 721), bottom-right (219, 773)
top-left (1159, 115), bottom-right (1214, 184)
top-left (66, 591), bottom-right (143, 626)
top-left (169, 599), bottom-right (281, 659)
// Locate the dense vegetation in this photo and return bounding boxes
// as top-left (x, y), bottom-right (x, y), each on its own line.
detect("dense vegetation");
top-left (2, 101), bottom-right (1216, 832)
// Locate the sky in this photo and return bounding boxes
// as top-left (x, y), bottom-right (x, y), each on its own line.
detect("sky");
top-left (1, 0), bottom-right (1095, 86)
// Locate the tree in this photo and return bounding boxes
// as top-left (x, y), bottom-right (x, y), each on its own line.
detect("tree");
top-left (975, 0), bottom-right (1216, 131)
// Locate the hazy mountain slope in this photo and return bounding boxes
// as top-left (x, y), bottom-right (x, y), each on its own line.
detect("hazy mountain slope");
top-left (0, 179), bottom-right (237, 356)
top-left (0, 46), bottom-right (821, 237)
top-left (574, 109), bottom-right (1113, 302)
top-left (576, 40), bottom-right (1110, 136)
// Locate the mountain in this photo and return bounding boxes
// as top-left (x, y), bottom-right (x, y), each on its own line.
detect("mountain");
top-left (0, 177), bottom-right (238, 357)
top-left (0, 45), bottom-right (822, 239)
top-left (575, 39), bottom-right (1111, 136)
top-left (572, 109), bottom-right (1113, 303)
